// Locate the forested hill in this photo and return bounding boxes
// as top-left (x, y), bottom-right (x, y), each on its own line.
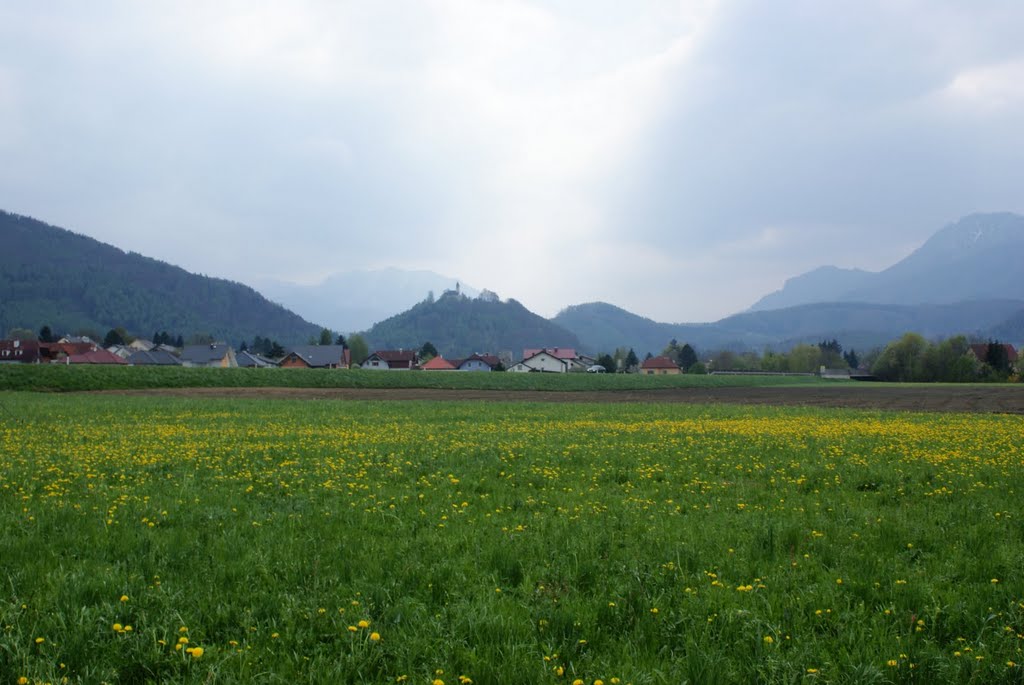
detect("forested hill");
top-left (0, 210), bottom-right (323, 344)
top-left (362, 290), bottom-right (581, 357)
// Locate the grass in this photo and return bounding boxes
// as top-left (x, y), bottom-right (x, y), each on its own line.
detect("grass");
top-left (1, 394), bottom-right (1023, 684)
top-left (0, 365), bottom-right (827, 393)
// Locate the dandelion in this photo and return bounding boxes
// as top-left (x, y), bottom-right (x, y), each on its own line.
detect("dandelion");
top-left (887, 660), bottom-right (898, 667)
top-left (357, 620), bottom-right (370, 629)
top-left (763, 636), bottom-right (774, 645)
top-left (432, 680), bottom-right (445, 685)
top-left (370, 632), bottom-right (381, 642)
top-left (187, 646), bottom-right (204, 658)
top-left (113, 623), bottom-right (123, 631)
top-left (34, 637), bottom-right (45, 644)
top-left (120, 595), bottom-right (129, 602)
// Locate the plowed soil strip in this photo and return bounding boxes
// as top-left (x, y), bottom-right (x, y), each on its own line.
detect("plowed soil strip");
top-left (94, 384), bottom-right (1024, 414)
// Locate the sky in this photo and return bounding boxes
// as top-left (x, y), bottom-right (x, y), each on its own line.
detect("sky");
top-left (2, 1), bottom-right (1023, 323)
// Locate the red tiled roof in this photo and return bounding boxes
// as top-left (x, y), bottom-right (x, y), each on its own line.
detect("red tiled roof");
top-left (970, 343), bottom-right (1019, 363)
top-left (640, 356), bottom-right (679, 370)
top-left (422, 356), bottom-right (456, 370)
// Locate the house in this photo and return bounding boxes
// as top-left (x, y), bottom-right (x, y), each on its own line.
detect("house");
top-left (279, 345), bottom-right (350, 369)
top-left (181, 343), bottom-right (237, 368)
top-left (127, 349), bottom-right (183, 366)
top-left (457, 354), bottom-right (501, 371)
top-left (507, 350), bottom-right (571, 373)
top-left (236, 351), bottom-right (278, 368)
top-left (521, 347), bottom-right (592, 371)
top-left (640, 356), bottom-right (681, 375)
top-left (66, 348), bottom-right (128, 365)
top-left (42, 341), bottom-right (97, 363)
top-left (362, 350), bottom-right (418, 370)
top-left (421, 356), bottom-right (457, 371)
top-left (969, 343), bottom-right (1019, 366)
top-left (0, 339), bottom-right (41, 364)
top-left (107, 344), bottom-right (134, 359)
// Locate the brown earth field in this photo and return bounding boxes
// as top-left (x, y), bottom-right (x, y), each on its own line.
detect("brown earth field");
top-left (98, 384), bottom-right (1024, 414)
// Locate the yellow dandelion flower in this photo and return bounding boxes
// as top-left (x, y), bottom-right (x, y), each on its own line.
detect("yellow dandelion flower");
top-left (763, 635), bottom-right (774, 645)
top-left (34, 637), bottom-right (45, 644)
top-left (432, 680), bottom-right (445, 685)
top-left (357, 620), bottom-right (370, 629)
top-left (370, 632), bottom-right (381, 642)
top-left (18, 678), bottom-right (29, 685)
top-left (120, 595), bottom-right (129, 602)
top-left (112, 623), bottom-right (123, 632)
top-left (887, 660), bottom-right (898, 667)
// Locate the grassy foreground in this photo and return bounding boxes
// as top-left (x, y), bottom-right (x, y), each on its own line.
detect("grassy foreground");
top-left (1, 394), bottom-right (1023, 684)
top-left (0, 364), bottom-right (823, 393)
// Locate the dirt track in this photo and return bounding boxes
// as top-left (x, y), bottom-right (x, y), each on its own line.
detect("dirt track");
top-left (103, 384), bottom-right (1024, 414)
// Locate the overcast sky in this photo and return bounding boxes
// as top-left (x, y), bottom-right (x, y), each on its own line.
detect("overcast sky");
top-left (2, 1), bottom-right (1023, 322)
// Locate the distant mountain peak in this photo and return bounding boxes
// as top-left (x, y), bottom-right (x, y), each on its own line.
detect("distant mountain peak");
top-left (748, 212), bottom-right (1024, 312)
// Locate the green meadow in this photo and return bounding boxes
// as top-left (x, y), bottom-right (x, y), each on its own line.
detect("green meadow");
top-left (1, 393), bottom-right (1022, 684)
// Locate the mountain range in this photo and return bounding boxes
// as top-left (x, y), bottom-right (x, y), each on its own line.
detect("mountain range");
top-left (750, 213), bottom-right (1024, 311)
top-left (2, 209), bottom-right (1022, 356)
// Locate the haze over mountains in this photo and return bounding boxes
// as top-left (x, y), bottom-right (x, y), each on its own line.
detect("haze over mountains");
top-left (256, 270), bottom-right (478, 334)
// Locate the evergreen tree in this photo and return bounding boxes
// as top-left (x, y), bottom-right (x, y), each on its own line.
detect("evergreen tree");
top-left (419, 341), bottom-right (438, 360)
top-left (677, 343), bottom-right (698, 371)
top-left (103, 328), bottom-right (125, 347)
top-left (597, 353), bottom-right (617, 373)
top-left (319, 328), bottom-right (333, 345)
top-left (624, 348), bottom-right (639, 372)
top-left (38, 325), bottom-right (55, 343)
top-left (335, 334), bottom-right (347, 348)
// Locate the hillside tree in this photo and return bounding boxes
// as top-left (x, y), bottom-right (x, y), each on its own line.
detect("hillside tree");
top-left (677, 343), bottom-right (698, 372)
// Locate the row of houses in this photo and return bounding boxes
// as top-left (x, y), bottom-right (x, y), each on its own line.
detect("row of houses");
top-left (0, 337), bottom-right (619, 374)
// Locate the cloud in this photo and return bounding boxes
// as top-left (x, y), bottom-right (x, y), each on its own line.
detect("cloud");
top-left (1, 1), bottom-right (1023, 323)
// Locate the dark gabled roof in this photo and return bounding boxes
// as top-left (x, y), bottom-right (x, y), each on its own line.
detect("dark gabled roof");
top-left (524, 347), bottom-right (577, 360)
top-left (368, 350), bottom-right (417, 362)
top-left (181, 343), bottom-right (232, 363)
top-left (67, 349), bottom-right (128, 365)
top-left (458, 353), bottom-right (500, 369)
top-left (283, 345), bottom-right (349, 368)
top-left (127, 349), bottom-right (182, 366)
top-left (641, 356), bottom-right (679, 370)
top-left (236, 351), bottom-right (277, 368)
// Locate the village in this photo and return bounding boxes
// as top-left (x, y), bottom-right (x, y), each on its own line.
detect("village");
top-left (0, 335), bottom-right (704, 375)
